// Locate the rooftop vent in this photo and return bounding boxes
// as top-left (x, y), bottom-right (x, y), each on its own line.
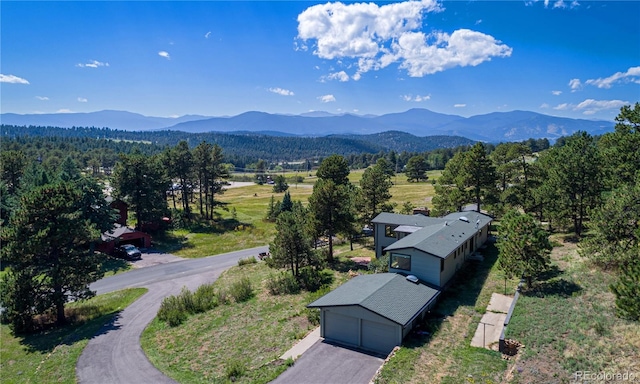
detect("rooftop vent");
top-left (406, 275), bottom-right (419, 284)
top-left (459, 216), bottom-right (470, 223)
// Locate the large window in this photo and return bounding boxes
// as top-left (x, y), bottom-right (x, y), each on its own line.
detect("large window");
top-left (390, 253), bottom-right (411, 270)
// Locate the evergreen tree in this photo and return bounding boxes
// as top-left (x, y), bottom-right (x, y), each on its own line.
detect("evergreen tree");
top-left (269, 204), bottom-right (315, 279)
top-left (599, 102), bottom-right (640, 188)
top-left (0, 150), bottom-right (26, 195)
top-left (404, 155), bottom-right (429, 182)
top-left (0, 181), bottom-right (112, 331)
top-left (273, 174), bottom-right (289, 193)
top-left (280, 191), bottom-right (293, 213)
top-left (309, 154), bottom-right (357, 262)
top-left (496, 209), bottom-right (552, 288)
top-left (538, 132), bottom-right (603, 236)
top-left (112, 149), bottom-right (169, 228)
top-left (579, 179), bottom-right (640, 269)
top-left (358, 159), bottom-right (394, 225)
top-left (610, 261), bottom-right (640, 321)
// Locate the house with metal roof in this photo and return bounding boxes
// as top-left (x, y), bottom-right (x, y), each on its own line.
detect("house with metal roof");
top-left (373, 211), bottom-right (493, 288)
top-left (307, 273), bottom-right (439, 355)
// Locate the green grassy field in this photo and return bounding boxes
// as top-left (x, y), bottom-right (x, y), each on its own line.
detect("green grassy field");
top-left (158, 169), bottom-right (440, 258)
top-left (0, 288), bottom-right (147, 384)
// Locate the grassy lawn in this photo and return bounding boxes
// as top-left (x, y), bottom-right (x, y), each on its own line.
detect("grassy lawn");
top-left (0, 288), bottom-right (147, 384)
top-left (503, 236), bottom-right (640, 383)
top-left (374, 241), bottom-right (517, 384)
top-left (155, 170), bottom-right (439, 258)
top-left (141, 260), bottom-right (358, 384)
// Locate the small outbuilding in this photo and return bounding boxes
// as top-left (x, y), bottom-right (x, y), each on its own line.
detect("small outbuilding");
top-left (307, 273), bottom-right (439, 355)
top-left (96, 224), bottom-right (151, 254)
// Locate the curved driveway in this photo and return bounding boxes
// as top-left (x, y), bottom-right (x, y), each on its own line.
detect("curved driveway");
top-left (76, 246), bottom-right (268, 384)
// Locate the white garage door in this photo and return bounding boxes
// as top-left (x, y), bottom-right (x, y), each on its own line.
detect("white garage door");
top-left (324, 311), bottom-right (359, 347)
top-left (361, 319), bottom-right (398, 354)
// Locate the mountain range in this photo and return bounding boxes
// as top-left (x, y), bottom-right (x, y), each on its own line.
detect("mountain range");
top-left (0, 108), bottom-right (614, 142)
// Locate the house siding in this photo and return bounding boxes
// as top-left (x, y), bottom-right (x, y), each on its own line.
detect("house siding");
top-left (389, 249), bottom-right (441, 287)
top-left (374, 223), bottom-right (398, 258)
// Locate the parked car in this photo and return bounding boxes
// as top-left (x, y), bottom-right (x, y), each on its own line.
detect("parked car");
top-left (114, 244), bottom-right (142, 260)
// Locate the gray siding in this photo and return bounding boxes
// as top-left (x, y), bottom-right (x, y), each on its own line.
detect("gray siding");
top-left (374, 223), bottom-right (398, 258)
top-left (389, 249), bottom-right (441, 287)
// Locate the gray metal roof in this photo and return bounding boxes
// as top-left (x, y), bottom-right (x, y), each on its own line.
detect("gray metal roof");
top-left (308, 273), bottom-right (440, 326)
top-left (384, 212), bottom-right (492, 258)
top-left (371, 212), bottom-right (442, 227)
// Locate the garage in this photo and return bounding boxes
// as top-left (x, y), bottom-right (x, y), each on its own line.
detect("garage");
top-left (308, 273), bottom-right (440, 355)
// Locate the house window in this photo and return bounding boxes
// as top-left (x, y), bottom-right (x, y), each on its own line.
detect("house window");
top-left (385, 225), bottom-right (397, 238)
top-left (390, 253), bottom-right (411, 270)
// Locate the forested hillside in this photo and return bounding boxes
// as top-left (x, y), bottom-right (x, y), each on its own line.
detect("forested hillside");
top-left (1, 124), bottom-right (476, 166)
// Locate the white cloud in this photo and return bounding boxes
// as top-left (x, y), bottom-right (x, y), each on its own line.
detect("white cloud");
top-left (205, 31), bottom-right (212, 39)
top-left (76, 60), bottom-right (109, 68)
top-left (57, 109), bottom-right (73, 113)
top-left (454, 103), bottom-right (466, 108)
top-left (585, 66), bottom-right (640, 89)
top-left (574, 99), bottom-right (629, 115)
top-left (553, 103), bottom-right (570, 110)
top-left (269, 87), bottom-right (294, 96)
top-left (36, 96), bottom-right (49, 101)
top-left (158, 51), bottom-right (171, 60)
top-left (402, 94), bottom-right (431, 102)
top-left (568, 78), bottom-right (582, 92)
top-left (551, 90), bottom-right (562, 96)
top-left (0, 74), bottom-right (30, 84)
top-left (540, 103), bottom-right (550, 109)
top-left (318, 94), bottom-right (336, 103)
top-left (78, 97), bottom-right (88, 103)
top-left (327, 71), bottom-right (350, 82)
top-left (297, 0), bottom-right (511, 78)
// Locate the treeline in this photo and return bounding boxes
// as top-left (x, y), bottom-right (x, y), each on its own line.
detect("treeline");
top-left (428, 103), bottom-right (640, 320)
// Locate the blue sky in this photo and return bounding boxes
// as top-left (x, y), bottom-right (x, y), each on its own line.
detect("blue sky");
top-left (1, 1), bottom-right (638, 121)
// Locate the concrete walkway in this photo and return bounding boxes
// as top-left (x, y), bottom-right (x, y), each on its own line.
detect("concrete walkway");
top-left (280, 327), bottom-right (322, 360)
top-left (470, 293), bottom-right (513, 349)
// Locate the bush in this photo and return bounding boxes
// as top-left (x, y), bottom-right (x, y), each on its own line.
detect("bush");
top-left (299, 267), bottom-right (333, 292)
top-left (237, 256), bottom-right (257, 266)
top-left (305, 285), bottom-right (332, 325)
top-left (368, 254), bottom-right (389, 273)
top-left (225, 360), bottom-right (246, 381)
top-left (229, 276), bottom-right (254, 303)
top-left (193, 283), bottom-right (219, 312)
top-left (157, 296), bottom-right (188, 327)
top-left (266, 272), bottom-right (300, 295)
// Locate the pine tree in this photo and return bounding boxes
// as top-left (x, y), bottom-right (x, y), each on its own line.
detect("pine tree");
top-left (610, 261), bottom-right (640, 321)
top-left (496, 209), bottom-right (552, 288)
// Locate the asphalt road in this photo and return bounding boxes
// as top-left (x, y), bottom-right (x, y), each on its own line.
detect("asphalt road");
top-left (76, 245), bottom-right (268, 384)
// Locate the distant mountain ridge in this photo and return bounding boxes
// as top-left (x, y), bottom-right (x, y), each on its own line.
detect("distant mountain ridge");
top-left (0, 108), bottom-right (615, 142)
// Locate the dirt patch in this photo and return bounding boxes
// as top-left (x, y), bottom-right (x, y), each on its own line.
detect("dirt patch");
top-left (351, 257), bottom-right (371, 266)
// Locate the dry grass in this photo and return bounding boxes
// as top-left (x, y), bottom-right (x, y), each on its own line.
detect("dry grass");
top-left (504, 236), bottom-right (640, 383)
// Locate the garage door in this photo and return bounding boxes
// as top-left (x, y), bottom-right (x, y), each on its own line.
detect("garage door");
top-left (324, 311), bottom-right (359, 347)
top-left (361, 320), bottom-right (397, 354)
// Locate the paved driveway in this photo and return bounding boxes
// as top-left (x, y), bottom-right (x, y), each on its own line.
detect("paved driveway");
top-left (271, 341), bottom-right (385, 384)
top-left (76, 246), bottom-right (268, 384)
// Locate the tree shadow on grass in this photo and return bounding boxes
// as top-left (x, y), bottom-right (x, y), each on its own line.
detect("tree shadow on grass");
top-left (522, 278), bottom-right (582, 298)
top-left (329, 256), bottom-right (369, 273)
top-left (16, 311), bottom-right (124, 354)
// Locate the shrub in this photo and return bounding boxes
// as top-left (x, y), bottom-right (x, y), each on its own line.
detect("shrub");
top-left (266, 272), bottom-right (300, 295)
top-left (305, 285), bottom-right (332, 325)
top-left (237, 256), bottom-right (257, 266)
top-left (157, 296), bottom-right (188, 327)
top-left (225, 360), bottom-right (246, 381)
top-left (299, 267), bottom-right (333, 292)
top-left (193, 283), bottom-right (219, 312)
top-left (368, 254), bottom-right (389, 273)
top-left (229, 276), bottom-right (254, 303)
